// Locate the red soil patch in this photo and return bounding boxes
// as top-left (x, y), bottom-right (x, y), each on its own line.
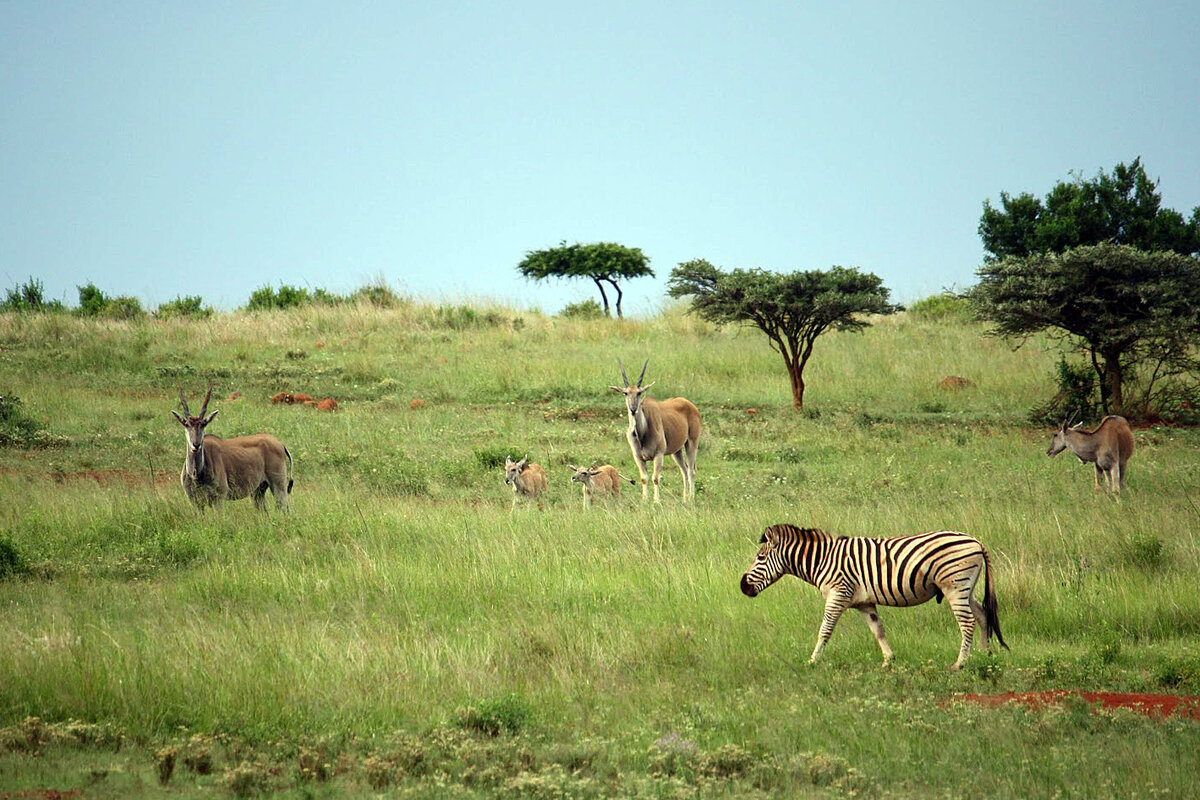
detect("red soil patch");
top-left (958, 691), bottom-right (1200, 719)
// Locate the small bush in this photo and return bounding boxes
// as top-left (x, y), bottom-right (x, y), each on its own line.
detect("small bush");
top-left (458, 693), bottom-right (533, 736)
top-left (247, 284), bottom-right (313, 311)
top-left (76, 282), bottom-right (109, 316)
top-left (1121, 534), bottom-right (1167, 571)
top-left (102, 295), bottom-right (145, 320)
top-left (560, 299), bottom-right (605, 319)
top-left (0, 537), bottom-right (28, 580)
top-left (156, 295), bottom-right (213, 319)
top-left (474, 446), bottom-right (524, 470)
top-left (350, 281), bottom-right (402, 308)
top-left (2, 277), bottom-right (64, 312)
top-left (0, 394), bottom-right (49, 448)
top-left (907, 293), bottom-right (971, 321)
top-left (1031, 357), bottom-right (1098, 425)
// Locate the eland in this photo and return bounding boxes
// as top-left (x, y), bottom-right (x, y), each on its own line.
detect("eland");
top-left (610, 360), bottom-right (701, 503)
top-left (1046, 414), bottom-right (1135, 494)
top-left (172, 385), bottom-right (293, 511)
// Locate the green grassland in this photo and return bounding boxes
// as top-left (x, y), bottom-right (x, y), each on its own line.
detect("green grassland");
top-left (1, 303), bottom-right (1198, 798)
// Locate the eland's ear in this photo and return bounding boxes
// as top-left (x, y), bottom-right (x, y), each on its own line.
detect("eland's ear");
top-left (567, 464), bottom-right (579, 472)
top-left (505, 457), bottom-right (514, 467)
top-left (638, 381), bottom-right (656, 393)
top-left (203, 410), bottom-right (219, 426)
top-left (609, 385), bottom-right (626, 394)
top-left (171, 410), bottom-right (186, 425)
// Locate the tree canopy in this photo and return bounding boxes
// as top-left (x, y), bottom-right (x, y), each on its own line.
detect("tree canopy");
top-left (668, 260), bottom-right (896, 410)
top-left (979, 157), bottom-right (1200, 260)
top-left (971, 158), bottom-right (1200, 418)
top-left (517, 242), bottom-right (653, 318)
top-left (969, 243), bottom-right (1200, 416)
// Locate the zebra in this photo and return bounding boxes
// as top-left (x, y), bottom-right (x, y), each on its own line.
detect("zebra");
top-left (740, 524), bottom-right (1009, 669)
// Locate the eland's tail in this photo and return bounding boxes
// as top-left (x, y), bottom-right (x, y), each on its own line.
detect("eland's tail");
top-left (285, 446), bottom-right (294, 494)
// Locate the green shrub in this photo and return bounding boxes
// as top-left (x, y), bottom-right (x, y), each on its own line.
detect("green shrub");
top-left (76, 282), bottom-right (109, 316)
top-left (156, 295), bottom-right (213, 319)
top-left (907, 292), bottom-right (971, 321)
top-left (1030, 357), bottom-right (1098, 425)
top-left (1121, 534), bottom-right (1167, 571)
top-left (247, 284), bottom-right (313, 311)
top-left (458, 693), bottom-right (533, 736)
top-left (560, 299), bottom-right (605, 319)
top-left (350, 281), bottom-right (403, 308)
top-left (102, 295), bottom-right (145, 320)
top-left (0, 537), bottom-right (28, 580)
top-left (2, 277), bottom-right (64, 312)
top-left (0, 394), bottom-right (48, 448)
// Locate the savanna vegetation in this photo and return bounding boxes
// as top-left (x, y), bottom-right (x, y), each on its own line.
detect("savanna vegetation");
top-left (1, 294), bottom-right (1198, 798)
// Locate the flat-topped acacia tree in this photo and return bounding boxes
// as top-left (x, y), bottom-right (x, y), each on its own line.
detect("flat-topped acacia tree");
top-left (668, 260), bottom-right (896, 410)
top-left (517, 242), bottom-right (653, 318)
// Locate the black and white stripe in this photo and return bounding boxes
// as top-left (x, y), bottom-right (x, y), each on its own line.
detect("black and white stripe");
top-left (740, 524), bottom-right (1009, 669)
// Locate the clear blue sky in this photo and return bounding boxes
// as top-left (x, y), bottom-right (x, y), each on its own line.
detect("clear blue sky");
top-left (3, 2), bottom-right (1198, 314)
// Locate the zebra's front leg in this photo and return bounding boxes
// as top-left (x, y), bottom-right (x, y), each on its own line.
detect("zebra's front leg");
top-left (810, 592), bottom-right (851, 663)
top-left (857, 605), bottom-right (894, 667)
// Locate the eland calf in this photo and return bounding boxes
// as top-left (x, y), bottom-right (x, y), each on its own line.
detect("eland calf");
top-left (610, 360), bottom-right (701, 502)
top-left (504, 455), bottom-right (548, 511)
top-left (1046, 415), bottom-right (1135, 493)
top-left (568, 464), bottom-right (634, 509)
top-left (172, 386), bottom-right (293, 511)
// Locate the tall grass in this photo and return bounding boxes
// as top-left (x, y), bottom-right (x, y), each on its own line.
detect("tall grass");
top-left (1, 302), bottom-right (1198, 798)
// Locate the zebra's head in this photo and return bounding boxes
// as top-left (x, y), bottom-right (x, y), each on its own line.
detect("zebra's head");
top-left (740, 526), bottom-right (788, 598)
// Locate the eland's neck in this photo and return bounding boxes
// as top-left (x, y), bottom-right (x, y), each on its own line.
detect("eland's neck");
top-left (1065, 430), bottom-right (1100, 461)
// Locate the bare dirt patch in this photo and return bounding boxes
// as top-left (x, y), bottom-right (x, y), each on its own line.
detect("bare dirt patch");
top-left (957, 690), bottom-right (1200, 719)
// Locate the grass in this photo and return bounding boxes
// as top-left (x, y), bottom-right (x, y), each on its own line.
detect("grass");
top-left (1, 301), bottom-right (1198, 798)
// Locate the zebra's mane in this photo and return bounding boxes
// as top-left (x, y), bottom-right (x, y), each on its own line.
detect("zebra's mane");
top-left (764, 524), bottom-right (833, 543)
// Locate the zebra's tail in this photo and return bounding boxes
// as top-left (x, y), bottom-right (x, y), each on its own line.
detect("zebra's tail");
top-left (982, 547), bottom-right (1009, 651)
top-left (285, 446), bottom-right (294, 494)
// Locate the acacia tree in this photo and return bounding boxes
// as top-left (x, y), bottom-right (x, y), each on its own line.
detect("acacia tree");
top-left (668, 260), bottom-right (896, 410)
top-left (969, 244), bottom-right (1200, 415)
top-left (517, 242), bottom-right (653, 318)
top-left (971, 158), bottom-right (1200, 416)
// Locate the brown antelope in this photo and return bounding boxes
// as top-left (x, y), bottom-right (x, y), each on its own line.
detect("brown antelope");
top-left (504, 455), bottom-right (548, 510)
top-left (1046, 415), bottom-right (1135, 493)
top-left (610, 360), bottom-right (701, 503)
top-left (171, 385), bottom-right (293, 511)
top-left (568, 463), bottom-right (634, 509)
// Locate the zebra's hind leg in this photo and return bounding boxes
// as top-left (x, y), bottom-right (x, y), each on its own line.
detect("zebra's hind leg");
top-left (857, 604), bottom-right (894, 667)
top-left (946, 590), bottom-right (977, 670)
top-left (970, 596), bottom-right (990, 651)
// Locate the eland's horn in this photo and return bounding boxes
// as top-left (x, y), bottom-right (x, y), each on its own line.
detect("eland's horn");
top-left (619, 359), bottom-right (630, 387)
top-left (637, 359), bottom-right (649, 388)
top-left (179, 388), bottom-right (191, 417)
top-left (199, 382), bottom-right (214, 418)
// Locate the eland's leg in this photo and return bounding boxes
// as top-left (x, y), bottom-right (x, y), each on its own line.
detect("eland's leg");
top-left (685, 438), bottom-right (698, 502)
top-left (671, 450), bottom-right (690, 503)
top-left (857, 605), bottom-right (894, 666)
top-left (1094, 464), bottom-right (1105, 492)
top-left (810, 592), bottom-right (851, 663)
top-left (651, 454), bottom-right (664, 503)
top-left (627, 434), bottom-right (650, 500)
top-left (252, 483), bottom-right (268, 512)
top-left (1111, 462), bottom-right (1122, 494)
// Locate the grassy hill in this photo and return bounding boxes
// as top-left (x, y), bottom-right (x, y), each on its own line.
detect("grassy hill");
top-left (1, 302), bottom-right (1198, 798)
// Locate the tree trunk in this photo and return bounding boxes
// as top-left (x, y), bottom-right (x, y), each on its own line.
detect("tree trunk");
top-left (605, 278), bottom-right (624, 318)
top-left (591, 278), bottom-right (611, 316)
top-left (1104, 355), bottom-right (1124, 416)
top-left (788, 364), bottom-right (805, 410)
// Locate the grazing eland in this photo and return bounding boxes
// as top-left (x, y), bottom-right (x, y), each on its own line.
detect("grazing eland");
top-left (1046, 415), bottom-right (1135, 493)
top-left (610, 360), bottom-right (701, 503)
top-left (171, 385), bottom-right (293, 511)
top-left (504, 455), bottom-right (548, 510)
top-left (568, 463), bottom-right (634, 509)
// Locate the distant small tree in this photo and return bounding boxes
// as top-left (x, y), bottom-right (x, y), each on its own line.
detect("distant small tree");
top-left (155, 295), bottom-right (214, 319)
top-left (668, 260), bottom-right (896, 410)
top-left (517, 242), bottom-right (652, 318)
top-left (76, 283), bottom-right (109, 316)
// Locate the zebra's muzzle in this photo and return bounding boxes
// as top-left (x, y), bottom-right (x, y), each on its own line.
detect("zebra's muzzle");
top-left (740, 574), bottom-right (759, 597)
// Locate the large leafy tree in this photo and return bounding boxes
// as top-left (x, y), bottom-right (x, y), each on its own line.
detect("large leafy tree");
top-left (668, 260), bottom-right (896, 410)
top-left (971, 159), bottom-right (1200, 416)
top-left (969, 244), bottom-right (1200, 415)
top-left (979, 157), bottom-right (1200, 259)
top-left (517, 242), bottom-right (653, 318)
